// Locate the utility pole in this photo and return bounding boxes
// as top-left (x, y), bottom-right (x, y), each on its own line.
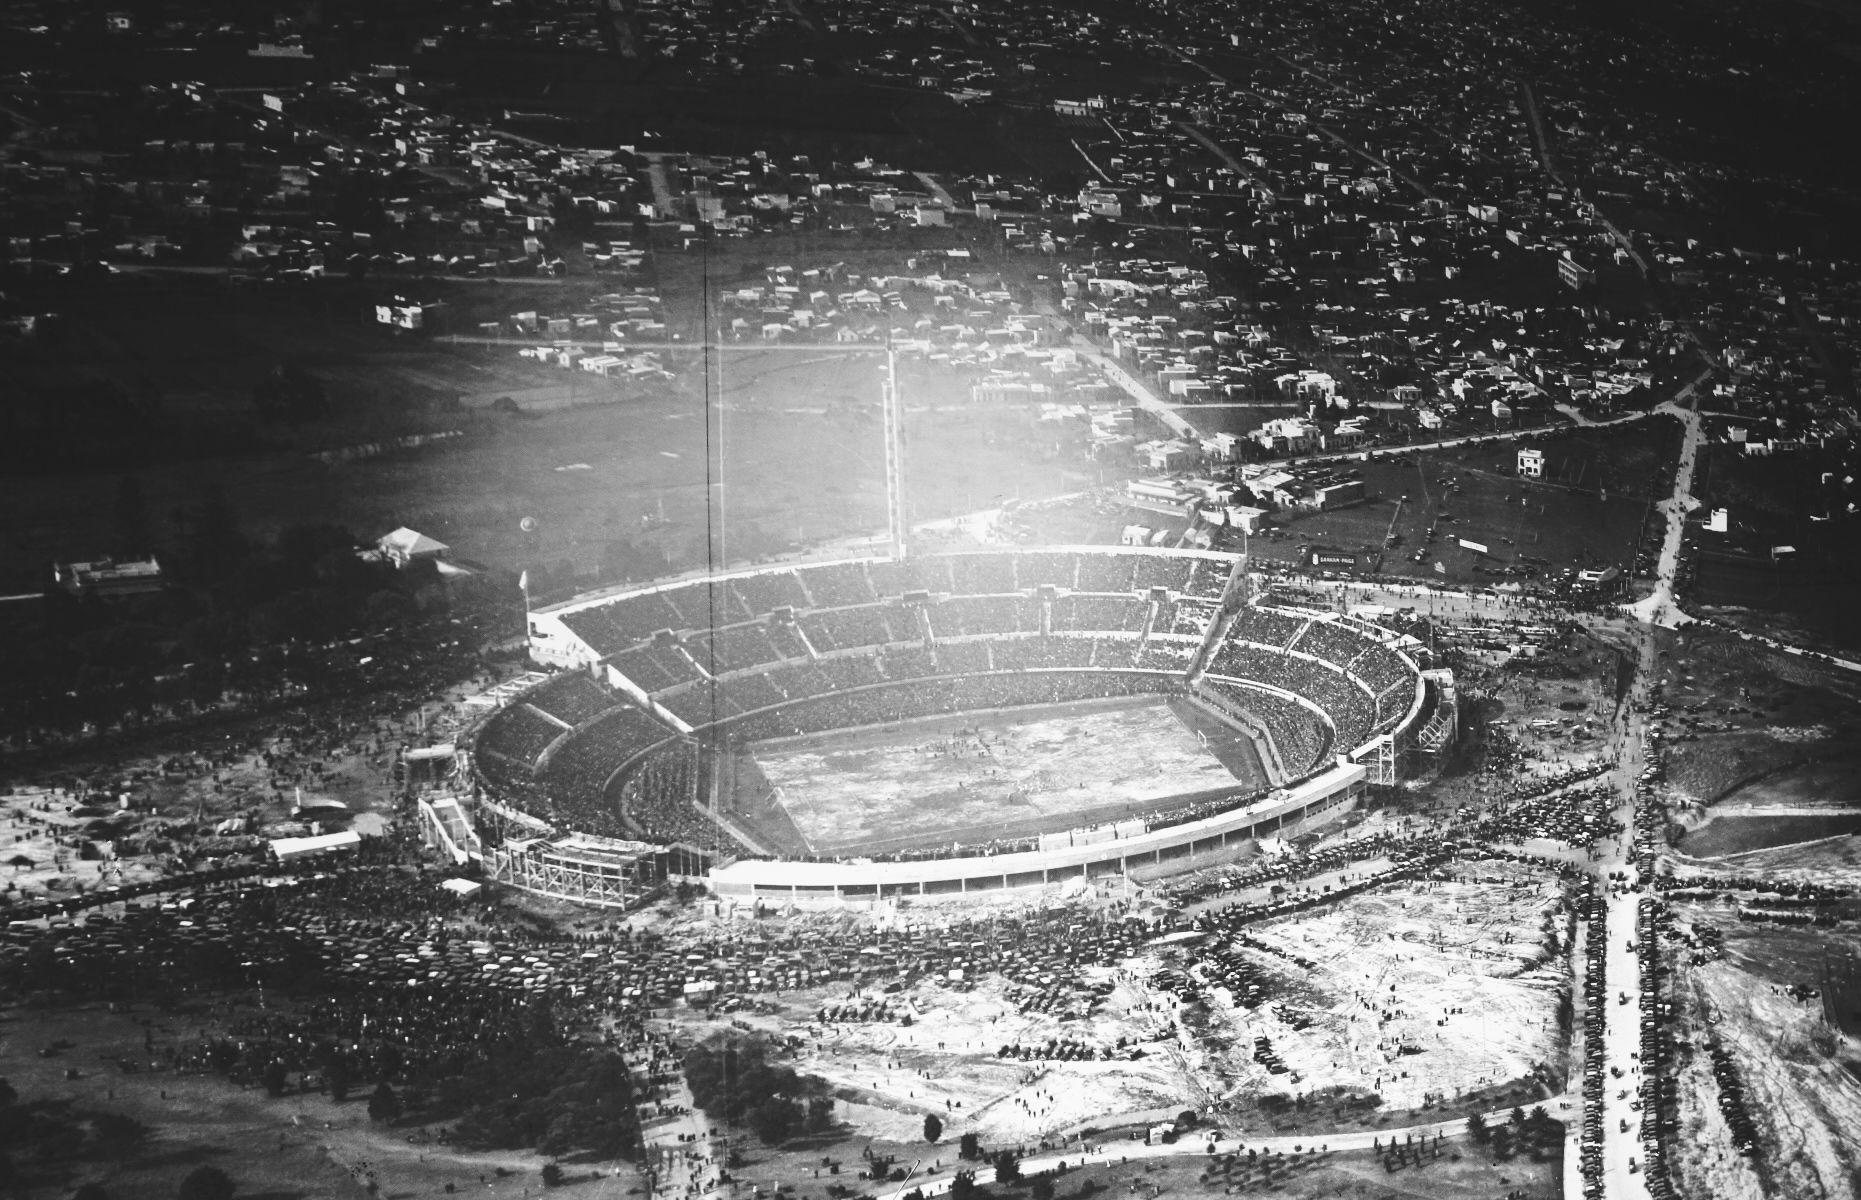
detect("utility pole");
top-left (882, 342), bottom-right (908, 559)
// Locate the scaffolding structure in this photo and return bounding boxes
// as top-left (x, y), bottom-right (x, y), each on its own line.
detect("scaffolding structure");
top-left (488, 833), bottom-right (656, 909)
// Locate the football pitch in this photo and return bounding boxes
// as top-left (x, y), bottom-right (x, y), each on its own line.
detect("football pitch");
top-left (735, 696), bottom-right (1266, 855)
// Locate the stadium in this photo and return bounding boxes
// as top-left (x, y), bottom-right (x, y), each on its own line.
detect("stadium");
top-left (452, 547), bottom-right (1453, 908)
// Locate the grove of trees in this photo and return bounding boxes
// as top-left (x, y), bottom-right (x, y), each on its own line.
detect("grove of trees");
top-left (683, 1037), bottom-right (834, 1147)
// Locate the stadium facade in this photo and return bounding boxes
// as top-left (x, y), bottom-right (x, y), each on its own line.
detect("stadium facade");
top-left (466, 548), bottom-right (1440, 908)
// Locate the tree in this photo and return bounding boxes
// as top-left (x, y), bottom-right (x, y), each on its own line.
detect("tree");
top-left (806, 1096), bottom-right (835, 1136)
top-left (923, 1113), bottom-right (943, 1144)
top-left (541, 1162), bottom-right (565, 1189)
top-left (326, 1057), bottom-right (353, 1102)
top-left (958, 1131), bottom-right (981, 1160)
top-left (91, 1111), bottom-right (148, 1163)
top-left (1029, 1176), bottom-right (1054, 1200)
top-left (183, 484), bottom-right (250, 586)
top-left (747, 1097), bottom-right (800, 1145)
top-left (113, 476), bottom-right (152, 559)
top-left (992, 1150), bottom-right (1020, 1184)
top-left (368, 1082), bottom-right (401, 1124)
top-left (949, 1170), bottom-right (983, 1200)
top-left (1466, 1113), bottom-right (1488, 1144)
top-left (262, 1060), bottom-right (289, 1098)
top-left (1509, 1106), bottom-right (1527, 1130)
top-left (177, 1165), bottom-right (235, 1200)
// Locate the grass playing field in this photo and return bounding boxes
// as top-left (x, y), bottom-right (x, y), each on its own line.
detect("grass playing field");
top-left (727, 695), bottom-right (1266, 856)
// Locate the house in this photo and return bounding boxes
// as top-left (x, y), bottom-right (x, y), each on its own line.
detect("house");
top-left (1313, 479), bottom-right (1366, 510)
top-left (1230, 506), bottom-right (1270, 534)
top-left (53, 557), bottom-right (163, 599)
top-left (1136, 439), bottom-right (1196, 471)
top-left (1200, 431), bottom-right (1244, 460)
top-left (1517, 447), bottom-right (1545, 478)
top-left (1251, 417), bottom-right (1317, 455)
top-left (1558, 255), bottom-right (1594, 291)
top-left (1243, 469), bottom-right (1297, 506)
top-left (378, 527), bottom-right (450, 568)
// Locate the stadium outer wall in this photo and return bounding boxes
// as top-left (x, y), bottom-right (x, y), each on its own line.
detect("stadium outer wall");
top-left (703, 759), bottom-right (1368, 905)
top-left (504, 548), bottom-right (1421, 907)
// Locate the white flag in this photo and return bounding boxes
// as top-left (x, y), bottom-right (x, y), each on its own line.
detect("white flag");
top-left (518, 570), bottom-right (530, 592)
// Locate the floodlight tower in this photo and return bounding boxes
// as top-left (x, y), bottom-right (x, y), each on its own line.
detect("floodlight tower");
top-left (881, 343), bottom-right (908, 559)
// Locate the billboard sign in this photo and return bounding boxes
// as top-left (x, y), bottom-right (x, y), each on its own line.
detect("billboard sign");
top-left (1303, 546), bottom-right (1373, 572)
top-left (1457, 538), bottom-right (1489, 555)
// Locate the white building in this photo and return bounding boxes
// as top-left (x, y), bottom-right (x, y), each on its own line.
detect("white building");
top-left (378, 527), bottom-right (450, 568)
top-left (1517, 447), bottom-right (1545, 479)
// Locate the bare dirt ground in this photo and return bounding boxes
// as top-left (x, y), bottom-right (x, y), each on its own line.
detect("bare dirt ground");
top-left (1180, 866), bottom-right (1569, 1116)
top-left (726, 968), bottom-right (1185, 1146)
top-left (650, 860), bottom-right (1567, 1163)
top-left (1663, 924), bottom-right (1861, 1200)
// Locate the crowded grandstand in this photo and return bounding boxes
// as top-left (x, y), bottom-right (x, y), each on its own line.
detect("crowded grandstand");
top-left (465, 549), bottom-right (1437, 905)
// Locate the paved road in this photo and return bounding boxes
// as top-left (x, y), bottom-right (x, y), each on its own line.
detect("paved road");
top-left (1165, 46), bottom-right (1438, 202)
top-left (1593, 635), bottom-right (1658, 1200)
top-left (1625, 384), bottom-right (1706, 630)
top-left (1175, 122), bottom-right (1277, 202)
top-left (914, 172), bottom-right (960, 210)
top-left (1519, 80), bottom-right (1563, 186)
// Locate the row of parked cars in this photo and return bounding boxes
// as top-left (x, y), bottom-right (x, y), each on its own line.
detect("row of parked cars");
top-left (1577, 880), bottom-right (1611, 1200)
top-left (1635, 894), bottom-right (1686, 1199)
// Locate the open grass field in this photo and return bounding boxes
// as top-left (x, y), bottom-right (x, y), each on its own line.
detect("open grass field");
top-left (998, 420), bottom-right (1681, 585)
top-left (1297, 419), bottom-right (1676, 581)
top-left (1652, 628), bottom-right (1861, 812)
top-left (0, 230), bottom-right (1084, 589)
top-left (727, 696), bottom-right (1264, 856)
top-left (0, 1000), bottom-right (552, 1200)
top-left (0, 344), bottom-right (1073, 587)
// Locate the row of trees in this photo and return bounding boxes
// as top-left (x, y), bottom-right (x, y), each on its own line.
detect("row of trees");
top-left (1467, 1104), bottom-right (1562, 1161)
